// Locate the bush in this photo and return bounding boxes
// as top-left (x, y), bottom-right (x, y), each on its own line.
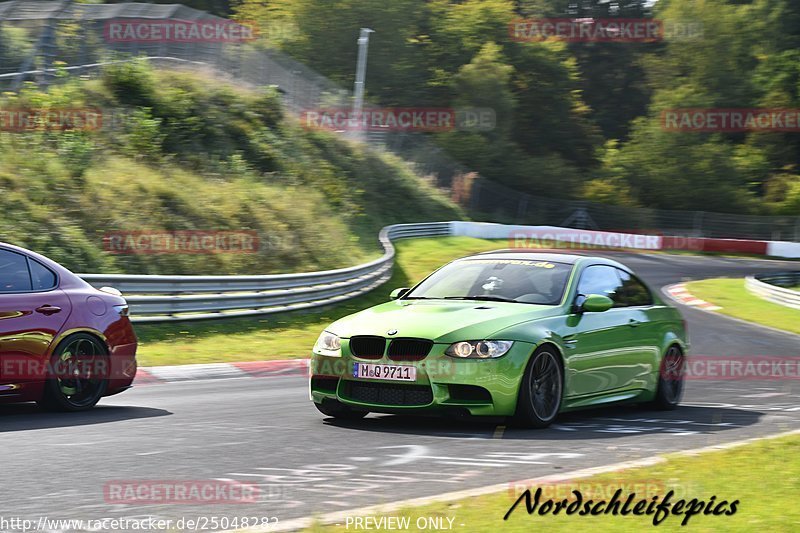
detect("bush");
top-left (0, 60), bottom-right (464, 275)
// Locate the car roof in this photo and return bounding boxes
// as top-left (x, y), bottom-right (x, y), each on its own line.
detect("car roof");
top-left (0, 241), bottom-right (87, 288)
top-left (0, 241), bottom-right (59, 265)
top-left (460, 249), bottom-right (633, 272)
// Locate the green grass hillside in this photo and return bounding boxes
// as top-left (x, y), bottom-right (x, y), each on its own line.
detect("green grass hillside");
top-left (0, 59), bottom-right (463, 275)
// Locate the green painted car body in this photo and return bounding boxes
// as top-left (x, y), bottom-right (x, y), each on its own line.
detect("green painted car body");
top-left (310, 252), bottom-right (687, 420)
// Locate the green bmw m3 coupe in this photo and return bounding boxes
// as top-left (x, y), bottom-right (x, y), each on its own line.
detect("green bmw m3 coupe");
top-left (310, 252), bottom-right (688, 428)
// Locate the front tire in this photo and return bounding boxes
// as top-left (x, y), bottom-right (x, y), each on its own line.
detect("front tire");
top-left (37, 333), bottom-right (109, 412)
top-left (652, 345), bottom-right (685, 410)
top-left (513, 348), bottom-right (563, 428)
top-left (315, 400), bottom-right (368, 420)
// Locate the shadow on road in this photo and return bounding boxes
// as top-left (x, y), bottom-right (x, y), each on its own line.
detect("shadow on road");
top-left (0, 403), bottom-right (171, 432)
top-left (323, 404), bottom-right (762, 440)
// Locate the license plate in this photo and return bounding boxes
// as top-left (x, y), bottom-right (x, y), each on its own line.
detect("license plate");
top-left (353, 362), bottom-right (416, 382)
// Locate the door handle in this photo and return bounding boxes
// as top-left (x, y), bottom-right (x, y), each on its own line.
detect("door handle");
top-left (35, 305), bottom-right (61, 315)
top-left (628, 319), bottom-right (641, 327)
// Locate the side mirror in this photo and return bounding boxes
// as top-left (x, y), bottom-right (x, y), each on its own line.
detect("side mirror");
top-left (390, 287), bottom-right (410, 300)
top-left (581, 294), bottom-right (614, 313)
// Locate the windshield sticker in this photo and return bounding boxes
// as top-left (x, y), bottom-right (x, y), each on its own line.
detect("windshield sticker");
top-left (461, 259), bottom-right (557, 268)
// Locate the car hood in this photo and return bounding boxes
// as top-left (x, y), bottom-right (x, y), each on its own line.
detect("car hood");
top-left (327, 299), bottom-right (564, 343)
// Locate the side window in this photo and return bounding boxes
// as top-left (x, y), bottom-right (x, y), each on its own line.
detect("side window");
top-left (29, 259), bottom-right (57, 291)
top-left (615, 269), bottom-right (653, 307)
top-left (0, 249), bottom-right (33, 292)
top-left (577, 265), bottom-right (624, 303)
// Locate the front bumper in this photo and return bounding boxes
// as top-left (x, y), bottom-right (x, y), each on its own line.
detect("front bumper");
top-left (309, 340), bottom-right (536, 416)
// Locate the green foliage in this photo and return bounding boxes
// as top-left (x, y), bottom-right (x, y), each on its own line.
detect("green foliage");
top-left (451, 42), bottom-right (515, 139)
top-left (232, 0), bottom-right (800, 215)
top-left (601, 111), bottom-right (762, 212)
top-left (765, 174), bottom-right (800, 215)
top-left (600, 0), bottom-right (799, 213)
top-left (507, 42), bottom-right (601, 169)
top-left (0, 25), bottom-right (33, 71)
top-left (0, 62), bottom-right (463, 275)
top-left (581, 178), bottom-right (639, 208)
top-left (56, 132), bottom-right (95, 178)
top-left (241, 0), bottom-right (430, 105)
top-left (235, 0), bottom-right (599, 198)
top-left (102, 58), bottom-right (158, 107)
top-left (121, 108), bottom-right (166, 160)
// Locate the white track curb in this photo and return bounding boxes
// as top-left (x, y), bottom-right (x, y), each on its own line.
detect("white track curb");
top-left (136, 359), bottom-right (309, 383)
top-left (665, 283), bottom-right (722, 311)
top-left (662, 283), bottom-right (800, 340)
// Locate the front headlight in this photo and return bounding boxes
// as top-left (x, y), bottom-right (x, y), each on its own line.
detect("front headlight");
top-left (313, 330), bottom-right (342, 357)
top-left (445, 340), bottom-right (513, 359)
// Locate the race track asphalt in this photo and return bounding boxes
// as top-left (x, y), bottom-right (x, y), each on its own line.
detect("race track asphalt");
top-left (1, 253), bottom-right (798, 530)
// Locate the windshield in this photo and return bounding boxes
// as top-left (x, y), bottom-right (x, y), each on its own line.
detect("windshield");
top-left (405, 258), bottom-right (573, 305)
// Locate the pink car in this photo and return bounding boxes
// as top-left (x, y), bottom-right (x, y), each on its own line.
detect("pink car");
top-left (0, 242), bottom-right (137, 411)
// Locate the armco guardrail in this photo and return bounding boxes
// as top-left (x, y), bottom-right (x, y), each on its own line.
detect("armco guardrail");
top-left (79, 221), bottom-right (800, 322)
top-left (79, 222), bottom-right (451, 323)
top-left (746, 272), bottom-right (800, 310)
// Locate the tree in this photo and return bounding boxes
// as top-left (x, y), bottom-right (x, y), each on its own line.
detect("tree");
top-left (603, 0), bottom-right (800, 213)
top-left (235, 0), bottom-right (430, 106)
top-left (436, 42), bottom-right (516, 175)
top-left (0, 25), bottom-right (32, 72)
